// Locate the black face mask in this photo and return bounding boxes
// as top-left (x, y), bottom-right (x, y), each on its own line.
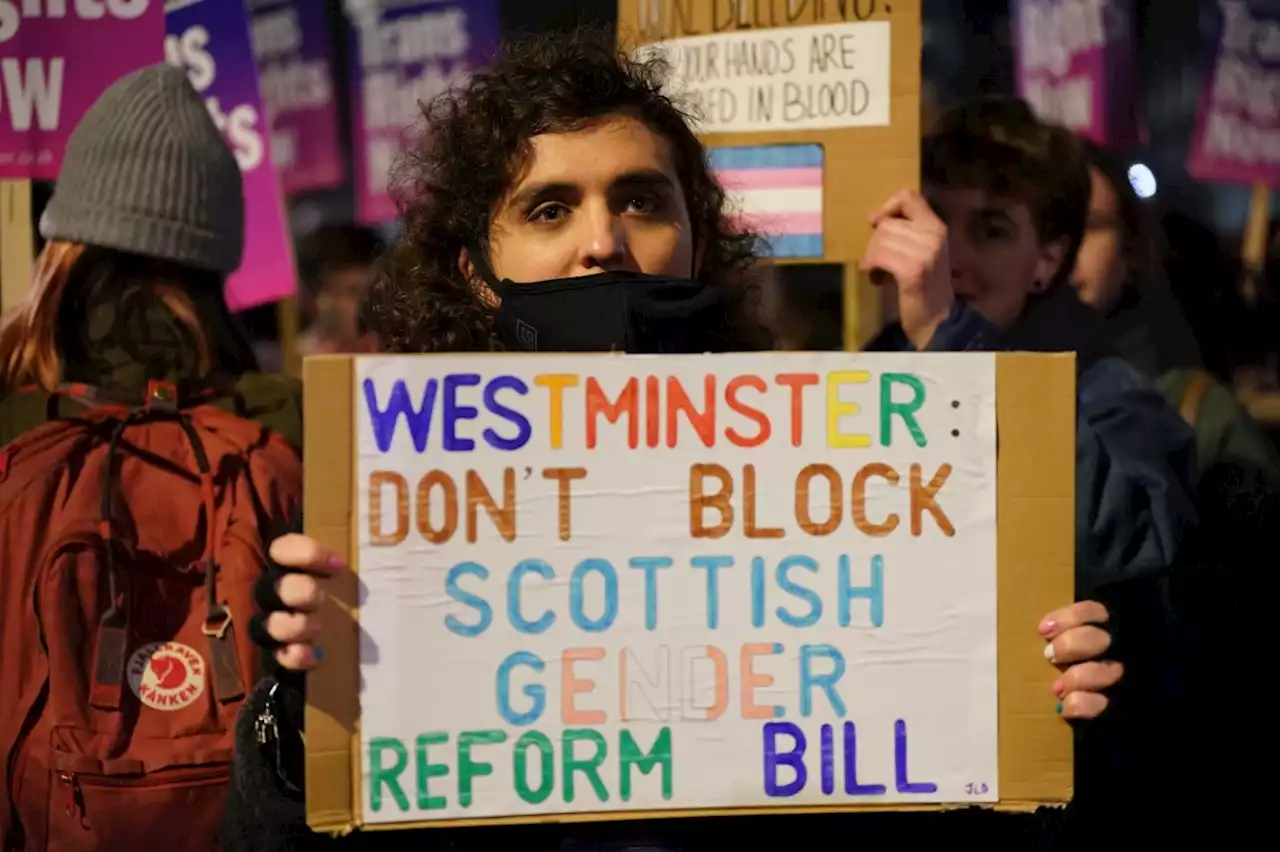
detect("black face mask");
top-left (471, 247), bottom-right (736, 354)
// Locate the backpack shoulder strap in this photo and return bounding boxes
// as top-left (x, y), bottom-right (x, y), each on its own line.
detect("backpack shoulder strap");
top-left (1178, 370), bottom-right (1212, 429)
top-left (220, 373), bottom-right (302, 449)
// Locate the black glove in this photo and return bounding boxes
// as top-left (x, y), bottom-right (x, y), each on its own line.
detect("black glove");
top-left (249, 511), bottom-right (309, 695)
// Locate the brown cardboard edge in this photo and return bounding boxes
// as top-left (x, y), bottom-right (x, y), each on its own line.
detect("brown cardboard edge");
top-left (994, 352), bottom-right (1076, 803)
top-left (315, 351), bottom-right (1074, 831)
top-left (304, 355), bottom-right (361, 834)
top-left (355, 799), bottom-right (1052, 832)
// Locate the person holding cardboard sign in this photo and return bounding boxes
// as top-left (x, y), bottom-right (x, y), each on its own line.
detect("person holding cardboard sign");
top-left (863, 97), bottom-right (1196, 838)
top-left (222, 34), bottom-right (1174, 852)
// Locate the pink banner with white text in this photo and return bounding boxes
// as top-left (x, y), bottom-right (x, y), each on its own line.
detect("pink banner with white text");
top-left (0, 1), bottom-right (164, 179)
top-left (1012, 0), bottom-right (1143, 147)
top-left (1188, 0), bottom-right (1280, 186)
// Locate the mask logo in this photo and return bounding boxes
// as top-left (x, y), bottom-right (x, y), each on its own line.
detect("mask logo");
top-left (515, 319), bottom-right (538, 350)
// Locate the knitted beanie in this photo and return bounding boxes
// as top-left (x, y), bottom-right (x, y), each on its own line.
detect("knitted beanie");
top-left (39, 63), bottom-right (245, 275)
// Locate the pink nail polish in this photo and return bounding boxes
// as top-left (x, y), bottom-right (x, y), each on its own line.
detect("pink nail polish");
top-left (327, 554), bottom-right (345, 569)
top-left (1052, 679), bottom-right (1064, 697)
top-left (1038, 619), bottom-right (1056, 636)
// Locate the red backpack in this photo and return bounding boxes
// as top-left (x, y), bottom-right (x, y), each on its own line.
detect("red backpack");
top-left (0, 380), bottom-right (302, 852)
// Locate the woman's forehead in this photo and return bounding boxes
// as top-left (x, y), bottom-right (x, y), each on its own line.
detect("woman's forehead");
top-left (514, 114), bottom-right (680, 189)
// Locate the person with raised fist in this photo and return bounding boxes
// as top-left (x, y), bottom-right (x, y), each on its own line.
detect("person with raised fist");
top-left (864, 96), bottom-right (1197, 844)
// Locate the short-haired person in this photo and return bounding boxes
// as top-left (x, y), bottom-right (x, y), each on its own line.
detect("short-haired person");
top-left (863, 97), bottom-right (1197, 840)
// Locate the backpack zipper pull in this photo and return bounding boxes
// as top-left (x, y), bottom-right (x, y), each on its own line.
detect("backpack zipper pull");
top-left (58, 771), bottom-right (81, 819)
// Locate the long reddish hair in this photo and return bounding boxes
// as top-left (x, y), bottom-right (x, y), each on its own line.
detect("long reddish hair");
top-left (0, 240), bottom-right (252, 395)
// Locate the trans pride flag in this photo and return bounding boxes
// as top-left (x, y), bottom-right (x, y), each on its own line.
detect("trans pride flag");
top-left (709, 144), bottom-right (824, 259)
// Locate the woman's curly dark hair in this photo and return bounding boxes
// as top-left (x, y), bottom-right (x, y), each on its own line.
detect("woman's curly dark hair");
top-left (364, 25), bottom-right (768, 354)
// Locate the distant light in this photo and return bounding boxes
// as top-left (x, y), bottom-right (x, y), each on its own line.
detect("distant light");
top-left (1128, 163), bottom-right (1157, 199)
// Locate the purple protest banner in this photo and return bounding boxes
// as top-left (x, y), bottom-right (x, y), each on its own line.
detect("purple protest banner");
top-left (166, 0), bottom-right (295, 311)
top-left (1012, 0), bottom-right (1142, 147)
top-left (0, 1), bottom-right (165, 179)
top-left (249, 0), bottom-right (343, 195)
top-left (1187, 0), bottom-right (1280, 186)
top-left (347, 0), bottom-right (500, 225)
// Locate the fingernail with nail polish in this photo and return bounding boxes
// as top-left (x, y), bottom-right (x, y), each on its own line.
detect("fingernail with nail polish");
top-left (1038, 619), bottom-right (1056, 636)
top-left (314, 646), bottom-right (325, 662)
top-left (1055, 702), bottom-right (1063, 715)
top-left (1043, 643), bottom-right (1056, 663)
top-left (327, 555), bottom-right (345, 569)
top-left (1052, 679), bottom-right (1064, 697)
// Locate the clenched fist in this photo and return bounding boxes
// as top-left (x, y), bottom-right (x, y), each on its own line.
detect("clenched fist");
top-left (861, 189), bottom-right (955, 350)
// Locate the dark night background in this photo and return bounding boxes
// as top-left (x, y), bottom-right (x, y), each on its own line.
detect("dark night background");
top-left (280, 0), bottom-right (1250, 241)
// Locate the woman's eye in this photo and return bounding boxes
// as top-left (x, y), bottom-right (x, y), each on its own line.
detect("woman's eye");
top-left (529, 203), bottom-right (567, 223)
top-left (627, 194), bottom-right (663, 215)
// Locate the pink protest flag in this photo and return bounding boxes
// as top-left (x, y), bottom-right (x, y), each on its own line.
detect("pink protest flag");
top-left (0, 4), bottom-right (166, 179)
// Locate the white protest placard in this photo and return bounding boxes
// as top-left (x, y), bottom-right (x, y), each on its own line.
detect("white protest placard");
top-left (639, 21), bottom-right (891, 133)
top-left (353, 352), bottom-right (998, 824)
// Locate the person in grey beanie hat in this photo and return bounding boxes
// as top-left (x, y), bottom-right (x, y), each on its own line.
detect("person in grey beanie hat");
top-left (0, 63), bottom-right (304, 852)
top-left (39, 62), bottom-right (246, 274)
top-left (0, 62), bottom-right (300, 446)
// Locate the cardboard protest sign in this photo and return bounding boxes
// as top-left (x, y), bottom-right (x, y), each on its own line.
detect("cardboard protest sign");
top-left (346, 0), bottom-right (500, 225)
top-left (0, 0), bottom-right (164, 179)
top-left (1012, 0), bottom-right (1143, 147)
top-left (249, 0), bottom-right (343, 195)
top-left (1187, 0), bottom-right (1280, 186)
top-left (302, 352), bottom-right (1074, 832)
top-left (166, 0), bottom-right (295, 311)
top-left (616, 1), bottom-right (921, 350)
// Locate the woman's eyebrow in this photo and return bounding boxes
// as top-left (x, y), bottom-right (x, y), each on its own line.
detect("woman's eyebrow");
top-left (611, 169), bottom-right (677, 193)
top-left (505, 169), bottom-right (677, 211)
top-left (506, 180), bottom-right (579, 211)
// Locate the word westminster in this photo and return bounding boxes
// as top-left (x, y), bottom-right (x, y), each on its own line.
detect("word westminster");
top-left (363, 369), bottom-right (932, 453)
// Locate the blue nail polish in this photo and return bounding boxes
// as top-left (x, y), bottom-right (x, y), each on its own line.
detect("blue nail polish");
top-left (314, 646), bottom-right (325, 662)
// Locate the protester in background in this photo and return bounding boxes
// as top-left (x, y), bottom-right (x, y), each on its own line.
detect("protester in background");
top-left (1075, 140), bottom-right (1278, 822)
top-left (863, 97), bottom-right (1197, 843)
top-left (296, 223), bottom-right (383, 354)
top-left (1073, 139), bottom-right (1280, 485)
top-left (0, 65), bottom-right (302, 851)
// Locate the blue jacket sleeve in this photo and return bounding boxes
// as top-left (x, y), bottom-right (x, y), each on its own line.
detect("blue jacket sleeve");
top-left (926, 302), bottom-right (1197, 802)
top-left (1072, 359), bottom-right (1197, 593)
top-left (925, 301), bottom-right (1197, 591)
